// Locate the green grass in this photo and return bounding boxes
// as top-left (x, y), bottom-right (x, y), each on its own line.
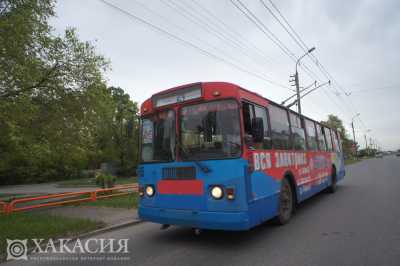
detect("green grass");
top-left (345, 157), bottom-right (361, 165)
top-left (82, 193), bottom-right (139, 209)
top-left (0, 212), bottom-right (103, 260)
top-left (112, 176), bottom-right (138, 185)
top-left (57, 176), bottom-right (137, 188)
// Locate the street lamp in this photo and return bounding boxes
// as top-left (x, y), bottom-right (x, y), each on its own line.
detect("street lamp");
top-left (294, 47), bottom-right (316, 114)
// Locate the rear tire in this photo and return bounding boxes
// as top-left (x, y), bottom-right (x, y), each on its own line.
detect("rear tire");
top-left (274, 178), bottom-right (294, 225)
top-left (327, 167), bottom-right (337, 193)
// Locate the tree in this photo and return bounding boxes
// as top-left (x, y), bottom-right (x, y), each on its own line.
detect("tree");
top-left (0, 0), bottom-right (140, 184)
top-left (109, 86), bottom-right (139, 175)
top-left (321, 114), bottom-right (354, 158)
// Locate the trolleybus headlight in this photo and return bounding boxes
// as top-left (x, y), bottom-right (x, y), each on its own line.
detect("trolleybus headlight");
top-left (145, 185), bottom-right (155, 197)
top-left (210, 186), bottom-right (224, 200)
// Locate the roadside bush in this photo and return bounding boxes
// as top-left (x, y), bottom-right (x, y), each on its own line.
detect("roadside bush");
top-left (95, 174), bottom-right (116, 189)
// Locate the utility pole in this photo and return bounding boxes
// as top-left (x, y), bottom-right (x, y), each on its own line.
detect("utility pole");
top-left (364, 129), bottom-right (371, 156)
top-left (289, 73), bottom-right (300, 112)
top-left (292, 47), bottom-right (316, 114)
top-left (370, 137), bottom-right (373, 153)
top-left (364, 134), bottom-right (368, 152)
top-left (351, 113), bottom-right (360, 156)
top-left (351, 122), bottom-right (356, 145)
top-left (294, 71), bottom-right (300, 114)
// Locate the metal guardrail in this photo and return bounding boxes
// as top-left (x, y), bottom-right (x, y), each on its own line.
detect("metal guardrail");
top-left (2, 184), bottom-right (138, 215)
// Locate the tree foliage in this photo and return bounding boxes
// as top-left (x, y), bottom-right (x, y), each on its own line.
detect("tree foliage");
top-left (0, 0), bottom-right (138, 184)
top-left (321, 114), bottom-right (355, 158)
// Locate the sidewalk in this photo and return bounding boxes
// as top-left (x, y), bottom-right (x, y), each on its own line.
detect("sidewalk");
top-left (35, 205), bottom-right (140, 226)
top-left (0, 183), bottom-right (99, 196)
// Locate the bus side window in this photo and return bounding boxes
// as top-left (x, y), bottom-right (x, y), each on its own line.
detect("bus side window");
top-left (305, 119), bottom-right (318, 151)
top-left (269, 104), bottom-right (291, 150)
top-left (316, 123), bottom-right (327, 151)
top-left (325, 127), bottom-right (333, 151)
top-left (289, 112), bottom-right (306, 151)
top-left (332, 130), bottom-right (341, 152)
top-left (336, 132), bottom-right (343, 152)
top-left (254, 105), bottom-right (271, 149)
top-left (242, 102), bottom-right (271, 149)
top-left (242, 102), bottom-right (254, 137)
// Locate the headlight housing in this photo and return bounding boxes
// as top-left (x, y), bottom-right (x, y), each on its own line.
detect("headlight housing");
top-left (145, 185), bottom-right (155, 197)
top-left (210, 186), bottom-right (224, 200)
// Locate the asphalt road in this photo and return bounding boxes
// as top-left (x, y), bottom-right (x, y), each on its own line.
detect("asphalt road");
top-left (5, 156), bottom-right (400, 266)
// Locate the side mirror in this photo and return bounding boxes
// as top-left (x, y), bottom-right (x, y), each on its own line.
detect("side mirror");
top-left (251, 117), bottom-right (264, 143)
top-left (244, 134), bottom-right (253, 146)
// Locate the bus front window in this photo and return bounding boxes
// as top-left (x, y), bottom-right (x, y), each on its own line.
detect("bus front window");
top-left (141, 110), bottom-right (175, 162)
top-left (180, 100), bottom-right (241, 160)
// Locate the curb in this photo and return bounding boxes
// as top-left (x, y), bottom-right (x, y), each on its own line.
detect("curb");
top-left (74, 219), bottom-right (144, 240)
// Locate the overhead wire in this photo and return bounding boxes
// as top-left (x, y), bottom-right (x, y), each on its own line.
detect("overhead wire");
top-left (230, 0), bottom-right (324, 87)
top-left (189, 0), bottom-right (277, 66)
top-left (229, 0), bottom-right (296, 61)
top-left (132, 0), bottom-right (274, 84)
top-left (230, 0), bottom-right (346, 119)
top-left (161, 0), bottom-right (283, 81)
top-left (263, 0), bottom-right (371, 130)
top-left (98, 0), bottom-right (289, 89)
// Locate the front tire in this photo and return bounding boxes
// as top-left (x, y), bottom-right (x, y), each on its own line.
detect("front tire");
top-left (327, 167), bottom-right (337, 193)
top-left (275, 178), bottom-right (294, 225)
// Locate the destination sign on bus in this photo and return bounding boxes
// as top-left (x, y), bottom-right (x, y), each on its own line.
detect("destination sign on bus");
top-left (153, 85), bottom-right (201, 107)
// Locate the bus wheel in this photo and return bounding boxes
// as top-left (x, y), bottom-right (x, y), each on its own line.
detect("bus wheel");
top-left (275, 178), bottom-right (293, 225)
top-left (327, 167), bottom-right (337, 194)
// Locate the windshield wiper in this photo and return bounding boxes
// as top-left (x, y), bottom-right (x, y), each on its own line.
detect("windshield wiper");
top-left (176, 140), bottom-right (211, 174)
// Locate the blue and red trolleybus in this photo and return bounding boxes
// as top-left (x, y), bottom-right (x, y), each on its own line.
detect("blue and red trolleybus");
top-left (138, 82), bottom-right (345, 231)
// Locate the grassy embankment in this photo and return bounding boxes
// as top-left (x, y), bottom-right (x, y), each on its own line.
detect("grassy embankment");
top-left (0, 212), bottom-right (103, 260)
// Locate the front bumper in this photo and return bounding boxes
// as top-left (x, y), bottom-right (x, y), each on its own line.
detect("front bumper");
top-left (138, 206), bottom-right (251, 231)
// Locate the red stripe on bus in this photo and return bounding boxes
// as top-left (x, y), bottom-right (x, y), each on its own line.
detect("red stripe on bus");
top-left (157, 180), bottom-right (204, 195)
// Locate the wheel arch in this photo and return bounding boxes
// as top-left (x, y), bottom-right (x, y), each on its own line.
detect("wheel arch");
top-left (283, 170), bottom-right (298, 204)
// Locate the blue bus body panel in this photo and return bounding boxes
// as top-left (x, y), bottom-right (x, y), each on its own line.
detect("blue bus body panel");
top-left (138, 158), bottom-right (282, 230)
top-left (138, 152), bottom-right (345, 231)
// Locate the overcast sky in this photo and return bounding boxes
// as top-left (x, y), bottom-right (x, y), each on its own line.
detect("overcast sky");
top-left (50, 0), bottom-right (400, 150)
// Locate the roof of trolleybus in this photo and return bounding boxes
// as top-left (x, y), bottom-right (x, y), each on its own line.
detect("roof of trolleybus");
top-left (139, 81), bottom-right (335, 133)
top-left (140, 82), bottom-right (268, 115)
